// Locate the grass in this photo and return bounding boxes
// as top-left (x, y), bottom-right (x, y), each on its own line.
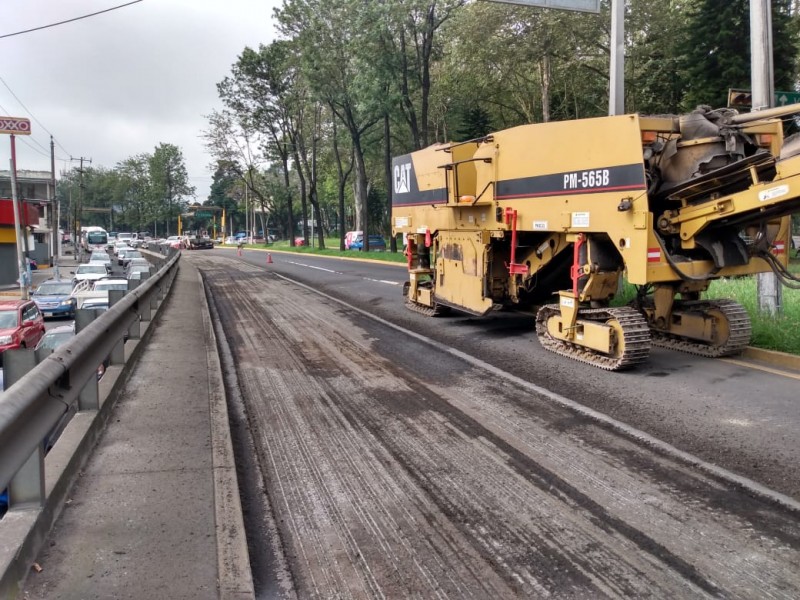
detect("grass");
top-left (231, 239), bottom-right (800, 354)
top-left (232, 238), bottom-right (407, 265)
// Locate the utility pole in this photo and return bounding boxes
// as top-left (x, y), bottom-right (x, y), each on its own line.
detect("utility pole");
top-left (609, 0), bottom-right (625, 115)
top-left (71, 156), bottom-right (91, 261)
top-left (50, 137), bottom-right (58, 271)
top-left (10, 155), bottom-right (28, 299)
top-left (751, 0), bottom-right (782, 314)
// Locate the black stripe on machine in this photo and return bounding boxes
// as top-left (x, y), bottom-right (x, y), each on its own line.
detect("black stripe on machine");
top-left (496, 163), bottom-right (646, 200)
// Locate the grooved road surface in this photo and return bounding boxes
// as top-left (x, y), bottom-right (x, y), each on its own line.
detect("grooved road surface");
top-left (196, 255), bottom-right (800, 599)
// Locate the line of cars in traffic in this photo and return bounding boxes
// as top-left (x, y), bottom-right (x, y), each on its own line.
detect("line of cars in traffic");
top-left (0, 237), bottom-right (157, 514)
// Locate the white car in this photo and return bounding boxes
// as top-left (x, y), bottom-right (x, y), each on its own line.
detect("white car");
top-left (89, 251), bottom-right (112, 270)
top-left (72, 264), bottom-right (110, 284)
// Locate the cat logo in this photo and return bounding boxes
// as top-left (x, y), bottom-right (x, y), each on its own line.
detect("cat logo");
top-left (394, 161), bottom-right (412, 194)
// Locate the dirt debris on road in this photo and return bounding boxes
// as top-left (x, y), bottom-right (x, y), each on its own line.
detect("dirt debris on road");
top-left (195, 254), bottom-right (800, 599)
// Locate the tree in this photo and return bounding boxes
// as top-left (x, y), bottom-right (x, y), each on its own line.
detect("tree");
top-left (681, 0), bottom-right (798, 110)
top-left (149, 143), bottom-right (194, 236)
top-left (277, 0), bottom-right (386, 249)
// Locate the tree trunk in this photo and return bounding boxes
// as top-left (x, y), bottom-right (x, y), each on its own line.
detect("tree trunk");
top-left (540, 53), bottom-right (551, 123)
top-left (295, 158), bottom-right (308, 244)
top-left (352, 132), bottom-right (369, 251)
top-left (281, 154), bottom-right (294, 246)
top-left (384, 112), bottom-right (396, 253)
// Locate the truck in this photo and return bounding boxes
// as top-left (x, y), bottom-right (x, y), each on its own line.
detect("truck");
top-left (392, 104), bottom-right (800, 370)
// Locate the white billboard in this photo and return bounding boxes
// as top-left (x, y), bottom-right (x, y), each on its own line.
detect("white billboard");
top-left (483, 0), bottom-right (601, 13)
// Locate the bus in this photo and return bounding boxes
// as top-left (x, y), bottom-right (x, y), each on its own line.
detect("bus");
top-left (81, 226), bottom-right (109, 252)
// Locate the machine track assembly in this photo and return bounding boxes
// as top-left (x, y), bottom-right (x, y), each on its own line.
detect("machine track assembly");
top-left (402, 281), bottom-right (449, 317)
top-left (535, 305), bottom-right (651, 371)
top-left (649, 299), bottom-right (752, 357)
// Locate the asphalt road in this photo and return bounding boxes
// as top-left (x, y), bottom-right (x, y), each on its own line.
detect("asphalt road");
top-left (213, 247), bottom-right (800, 501)
top-left (190, 249), bottom-right (800, 599)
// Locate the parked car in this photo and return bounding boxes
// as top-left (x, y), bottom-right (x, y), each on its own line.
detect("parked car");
top-left (349, 234), bottom-right (387, 251)
top-left (344, 230), bottom-right (362, 250)
top-left (32, 279), bottom-right (77, 319)
top-left (0, 299), bottom-right (46, 355)
top-left (224, 236), bottom-right (238, 245)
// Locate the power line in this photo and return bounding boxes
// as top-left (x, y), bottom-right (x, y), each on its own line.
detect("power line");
top-left (0, 1), bottom-right (144, 40)
top-left (0, 74), bottom-right (72, 157)
top-left (0, 98), bottom-right (67, 161)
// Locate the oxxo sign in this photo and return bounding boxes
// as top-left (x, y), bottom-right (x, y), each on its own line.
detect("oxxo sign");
top-left (0, 116), bottom-right (32, 135)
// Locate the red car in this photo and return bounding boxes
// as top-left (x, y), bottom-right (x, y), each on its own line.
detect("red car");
top-left (0, 299), bottom-right (46, 354)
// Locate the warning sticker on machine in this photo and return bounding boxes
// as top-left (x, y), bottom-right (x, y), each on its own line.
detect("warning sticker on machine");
top-left (395, 216), bottom-right (410, 227)
top-left (759, 185), bottom-right (789, 202)
top-left (560, 296), bottom-right (575, 308)
top-left (533, 221), bottom-right (548, 230)
top-left (571, 212), bottom-right (590, 228)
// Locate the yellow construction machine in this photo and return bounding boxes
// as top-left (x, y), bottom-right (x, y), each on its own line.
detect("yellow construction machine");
top-left (391, 105), bottom-right (800, 370)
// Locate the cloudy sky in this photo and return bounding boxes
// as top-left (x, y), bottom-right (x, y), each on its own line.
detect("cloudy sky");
top-left (1, 0), bottom-right (281, 200)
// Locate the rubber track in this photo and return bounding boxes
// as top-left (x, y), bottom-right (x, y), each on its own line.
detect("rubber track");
top-left (649, 299), bottom-right (752, 358)
top-left (535, 305), bottom-right (651, 371)
top-left (402, 281), bottom-right (449, 317)
top-left (404, 298), bottom-right (449, 317)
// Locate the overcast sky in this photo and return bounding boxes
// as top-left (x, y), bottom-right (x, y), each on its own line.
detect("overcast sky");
top-left (1, 0), bottom-right (281, 200)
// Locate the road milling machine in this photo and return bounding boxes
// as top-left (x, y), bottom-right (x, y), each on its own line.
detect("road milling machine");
top-left (392, 104), bottom-right (800, 370)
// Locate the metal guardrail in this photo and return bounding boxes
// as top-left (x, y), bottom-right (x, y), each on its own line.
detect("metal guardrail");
top-left (0, 247), bottom-right (180, 510)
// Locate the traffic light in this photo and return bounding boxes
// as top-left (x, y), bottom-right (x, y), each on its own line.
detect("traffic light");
top-left (728, 89), bottom-right (753, 108)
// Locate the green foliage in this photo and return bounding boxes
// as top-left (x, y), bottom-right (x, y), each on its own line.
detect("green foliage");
top-left (681, 0), bottom-right (798, 110)
top-left (454, 106), bottom-right (493, 141)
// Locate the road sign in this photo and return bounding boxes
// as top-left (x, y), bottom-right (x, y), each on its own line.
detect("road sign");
top-left (195, 211), bottom-right (213, 218)
top-left (729, 88), bottom-right (800, 108)
top-left (482, 0), bottom-right (600, 12)
top-left (0, 116), bottom-right (31, 135)
top-left (775, 91), bottom-right (800, 106)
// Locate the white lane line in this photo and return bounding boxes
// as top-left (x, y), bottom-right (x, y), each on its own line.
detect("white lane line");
top-left (272, 271), bottom-right (800, 516)
top-left (286, 260), bottom-right (401, 286)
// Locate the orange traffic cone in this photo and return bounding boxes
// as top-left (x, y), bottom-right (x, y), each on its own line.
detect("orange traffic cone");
top-left (266, 253), bottom-right (273, 264)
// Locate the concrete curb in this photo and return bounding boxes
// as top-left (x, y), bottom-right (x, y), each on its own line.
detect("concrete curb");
top-left (741, 346), bottom-right (800, 371)
top-left (197, 271), bottom-right (255, 599)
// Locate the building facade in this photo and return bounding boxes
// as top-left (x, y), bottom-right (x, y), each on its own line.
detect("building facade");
top-left (0, 170), bottom-right (56, 287)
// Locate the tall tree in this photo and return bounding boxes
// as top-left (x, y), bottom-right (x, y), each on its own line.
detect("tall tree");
top-left (277, 0), bottom-right (385, 248)
top-left (149, 143), bottom-right (194, 237)
top-left (681, 0), bottom-right (798, 110)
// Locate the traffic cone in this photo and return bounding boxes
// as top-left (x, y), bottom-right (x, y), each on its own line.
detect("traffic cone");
top-left (267, 252), bottom-right (273, 264)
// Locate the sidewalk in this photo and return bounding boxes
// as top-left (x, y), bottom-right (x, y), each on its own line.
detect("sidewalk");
top-left (0, 256), bottom-right (80, 299)
top-left (18, 259), bottom-right (253, 599)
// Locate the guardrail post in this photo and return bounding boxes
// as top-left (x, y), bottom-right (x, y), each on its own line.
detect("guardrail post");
top-left (150, 273), bottom-right (160, 310)
top-left (2, 347), bottom-right (37, 391)
top-left (78, 375), bottom-right (99, 411)
top-left (3, 349), bottom-right (45, 508)
top-left (109, 290), bottom-right (128, 362)
top-left (8, 446), bottom-right (45, 510)
top-left (74, 307), bottom-right (97, 334)
top-left (74, 309), bottom-right (100, 410)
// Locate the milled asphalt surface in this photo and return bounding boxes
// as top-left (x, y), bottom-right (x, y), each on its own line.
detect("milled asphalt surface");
top-left (16, 257), bottom-right (253, 599)
top-left (3, 246), bottom-right (799, 598)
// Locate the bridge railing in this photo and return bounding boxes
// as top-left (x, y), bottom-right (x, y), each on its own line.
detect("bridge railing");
top-left (0, 246), bottom-right (180, 596)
